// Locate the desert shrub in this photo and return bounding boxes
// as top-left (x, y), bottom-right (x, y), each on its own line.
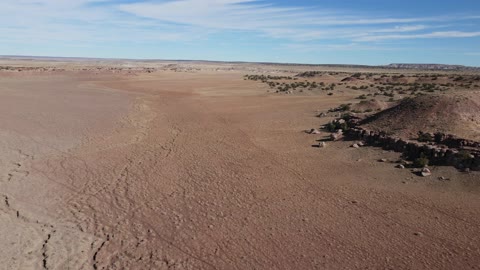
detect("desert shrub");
top-left (433, 133), bottom-right (444, 143)
top-left (455, 150), bottom-right (473, 162)
top-left (325, 117), bottom-right (351, 132)
top-left (325, 122), bottom-right (337, 132)
top-left (339, 104), bottom-right (351, 111)
top-left (417, 133), bottom-right (433, 142)
top-left (352, 73), bottom-right (362, 78)
top-left (328, 104), bottom-right (351, 113)
top-left (327, 120), bottom-right (349, 132)
top-left (414, 153), bottom-right (429, 168)
top-left (340, 113), bottom-right (353, 121)
top-left (357, 94), bottom-right (367, 99)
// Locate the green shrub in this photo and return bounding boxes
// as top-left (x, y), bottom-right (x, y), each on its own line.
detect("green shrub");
top-left (325, 122), bottom-right (336, 132)
top-left (339, 104), bottom-right (351, 111)
top-left (325, 118), bottom-right (350, 132)
top-left (417, 133), bottom-right (433, 142)
top-left (414, 153), bottom-right (429, 168)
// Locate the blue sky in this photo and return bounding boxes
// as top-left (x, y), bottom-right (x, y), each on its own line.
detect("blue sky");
top-left (1, 0), bottom-right (479, 66)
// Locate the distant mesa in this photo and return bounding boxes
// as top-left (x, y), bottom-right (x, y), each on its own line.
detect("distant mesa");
top-left (1, 56), bottom-right (479, 71)
top-left (384, 63), bottom-right (480, 71)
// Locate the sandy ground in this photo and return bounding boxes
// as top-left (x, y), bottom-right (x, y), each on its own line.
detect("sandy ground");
top-left (0, 68), bottom-right (479, 270)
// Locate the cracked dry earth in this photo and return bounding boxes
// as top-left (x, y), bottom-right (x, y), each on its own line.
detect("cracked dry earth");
top-left (0, 71), bottom-right (479, 270)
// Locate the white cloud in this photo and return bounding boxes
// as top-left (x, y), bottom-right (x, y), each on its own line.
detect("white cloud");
top-left (283, 43), bottom-right (401, 52)
top-left (117, 0), bottom-right (480, 42)
top-left (371, 25), bottom-right (428, 33)
top-left (356, 31), bottom-right (480, 41)
top-left (117, 0), bottom-right (431, 31)
top-left (0, 0), bottom-right (478, 50)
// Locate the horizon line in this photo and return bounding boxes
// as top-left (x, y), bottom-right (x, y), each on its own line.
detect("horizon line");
top-left (1, 55), bottom-right (479, 69)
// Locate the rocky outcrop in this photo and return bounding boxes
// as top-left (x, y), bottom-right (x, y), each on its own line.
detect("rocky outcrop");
top-left (428, 132), bottom-right (480, 149)
top-left (346, 127), bottom-right (480, 171)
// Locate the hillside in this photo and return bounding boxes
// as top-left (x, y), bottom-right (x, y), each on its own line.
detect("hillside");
top-left (360, 93), bottom-right (480, 141)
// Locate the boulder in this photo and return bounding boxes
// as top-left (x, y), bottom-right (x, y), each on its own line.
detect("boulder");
top-left (330, 130), bottom-right (344, 141)
top-left (319, 142), bottom-right (327, 148)
top-left (421, 168), bottom-right (432, 177)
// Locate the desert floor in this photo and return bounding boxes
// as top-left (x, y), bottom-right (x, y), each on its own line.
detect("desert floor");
top-left (0, 67), bottom-right (479, 270)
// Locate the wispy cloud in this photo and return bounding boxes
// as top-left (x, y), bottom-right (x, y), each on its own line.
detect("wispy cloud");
top-left (283, 43), bottom-right (401, 52)
top-left (0, 0), bottom-right (479, 61)
top-left (115, 0), bottom-right (480, 43)
top-left (356, 31), bottom-right (480, 41)
top-left (117, 0), bottom-right (426, 39)
top-left (118, 0), bottom-right (426, 28)
top-left (370, 25), bottom-right (429, 33)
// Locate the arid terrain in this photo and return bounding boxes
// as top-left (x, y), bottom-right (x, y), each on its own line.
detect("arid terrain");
top-left (0, 58), bottom-right (479, 270)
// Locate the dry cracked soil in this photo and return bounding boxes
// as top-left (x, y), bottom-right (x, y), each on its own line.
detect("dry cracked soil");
top-left (0, 67), bottom-right (479, 270)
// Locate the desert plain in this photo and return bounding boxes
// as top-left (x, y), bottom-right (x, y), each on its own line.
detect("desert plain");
top-left (0, 58), bottom-right (479, 269)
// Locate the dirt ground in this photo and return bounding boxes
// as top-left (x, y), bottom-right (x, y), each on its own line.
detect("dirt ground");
top-left (0, 64), bottom-right (479, 270)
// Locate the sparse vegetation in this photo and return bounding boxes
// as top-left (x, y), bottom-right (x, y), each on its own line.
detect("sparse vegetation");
top-left (325, 118), bottom-right (350, 132)
top-left (418, 132), bottom-right (434, 142)
top-left (244, 71), bottom-right (480, 103)
top-left (414, 153), bottom-right (430, 168)
top-left (455, 150), bottom-right (473, 162)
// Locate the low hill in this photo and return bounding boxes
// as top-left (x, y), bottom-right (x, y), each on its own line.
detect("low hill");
top-left (351, 99), bottom-right (389, 113)
top-left (360, 93), bottom-right (480, 141)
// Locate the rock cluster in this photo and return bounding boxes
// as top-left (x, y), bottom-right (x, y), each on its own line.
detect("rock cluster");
top-left (420, 132), bottom-right (480, 149)
top-left (346, 127), bottom-right (480, 171)
top-left (330, 129), bottom-right (344, 141)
